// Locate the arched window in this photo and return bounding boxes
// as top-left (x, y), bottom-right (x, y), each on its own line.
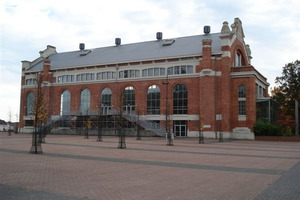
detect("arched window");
top-left (60, 90), bottom-right (70, 115)
top-left (123, 86), bottom-right (135, 113)
top-left (100, 88), bottom-right (112, 115)
top-left (173, 84), bottom-right (188, 114)
top-left (238, 85), bottom-right (246, 115)
top-left (147, 85), bottom-right (160, 115)
top-left (26, 92), bottom-right (34, 116)
top-left (234, 52), bottom-right (242, 67)
top-left (80, 89), bottom-right (90, 115)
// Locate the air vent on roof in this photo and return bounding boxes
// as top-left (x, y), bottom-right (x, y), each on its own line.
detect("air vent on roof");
top-left (204, 25), bottom-right (210, 34)
top-left (162, 39), bottom-right (175, 46)
top-left (80, 50), bottom-right (91, 56)
top-left (115, 38), bottom-right (121, 46)
top-left (79, 43), bottom-right (85, 50)
top-left (156, 32), bottom-right (163, 40)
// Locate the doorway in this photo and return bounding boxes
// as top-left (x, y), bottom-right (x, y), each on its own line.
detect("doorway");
top-left (173, 120), bottom-right (187, 137)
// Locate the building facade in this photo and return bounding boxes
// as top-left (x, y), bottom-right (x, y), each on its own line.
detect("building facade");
top-left (19, 18), bottom-right (269, 139)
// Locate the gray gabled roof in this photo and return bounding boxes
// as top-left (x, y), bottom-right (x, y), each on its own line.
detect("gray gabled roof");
top-left (27, 33), bottom-right (222, 71)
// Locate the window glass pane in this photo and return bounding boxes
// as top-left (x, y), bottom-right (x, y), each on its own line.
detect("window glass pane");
top-left (142, 69), bottom-right (147, 77)
top-left (147, 85), bottom-right (160, 115)
top-left (101, 88), bottom-right (112, 115)
top-left (124, 70), bottom-right (129, 78)
top-left (238, 85), bottom-right (246, 98)
top-left (173, 84), bottom-right (188, 114)
top-left (86, 74), bottom-right (91, 81)
top-left (80, 89), bottom-right (90, 115)
top-left (26, 92), bottom-right (34, 116)
top-left (154, 68), bottom-right (159, 76)
top-left (102, 72), bottom-right (107, 79)
top-left (135, 70), bottom-right (140, 77)
top-left (187, 65), bottom-right (193, 73)
top-left (174, 66), bottom-right (180, 74)
top-left (97, 73), bottom-right (101, 80)
top-left (238, 101), bottom-right (246, 115)
top-left (160, 68), bottom-right (165, 76)
top-left (148, 68), bottom-right (153, 76)
top-left (112, 72), bottom-right (116, 79)
top-left (119, 71), bottom-right (124, 78)
top-left (181, 66), bottom-right (186, 74)
top-left (123, 86), bottom-right (135, 112)
top-left (128, 70), bottom-right (134, 78)
top-left (76, 75), bottom-right (80, 81)
top-left (60, 90), bottom-right (70, 115)
top-left (107, 72), bottom-right (112, 79)
top-left (81, 74), bottom-right (86, 81)
top-left (167, 67), bottom-right (173, 75)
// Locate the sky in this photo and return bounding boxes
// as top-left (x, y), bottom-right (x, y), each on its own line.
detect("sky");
top-left (0, 0), bottom-right (299, 122)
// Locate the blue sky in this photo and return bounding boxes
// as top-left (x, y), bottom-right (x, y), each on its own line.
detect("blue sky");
top-left (0, 0), bottom-right (299, 122)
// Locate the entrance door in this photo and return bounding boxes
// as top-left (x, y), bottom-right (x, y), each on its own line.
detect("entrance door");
top-left (174, 125), bottom-right (186, 137)
top-left (173, 120), bottom-right (187, 137)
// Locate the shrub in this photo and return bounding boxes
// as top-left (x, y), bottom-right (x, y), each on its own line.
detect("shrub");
top-left (254, 120), bottom-right (282, 136)
top-left (283, 126), bottom-right (293, 136)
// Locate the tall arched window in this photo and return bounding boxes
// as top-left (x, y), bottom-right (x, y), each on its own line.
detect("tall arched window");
top-left (147, 85), bottom-right (160, 114)
top-left (60, 90), bottom-right (70, 115)
top-left (100, 88), bottom-right (112, 115)
top-left (234, 52), bottom-right (242, 67)
top-left (80, 89), bottom-right (90, 115)
top-left (238, 85), bottom-right (246, 115)
top-left (173, 84), bottom-right (188, 114)
top-left (26, 92), bottom-right (34, 116)
top-left (123, 86), bottom-right (135, 113)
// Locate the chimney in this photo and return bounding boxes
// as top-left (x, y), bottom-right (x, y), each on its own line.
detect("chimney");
top-left (156, 32), bottom-right (163, 40)
top-left (115, 38), bottom-right (121, 46)
top-left (79, 43), bottom-right (85, 51)
top-left (204, 25), bottom-right (210, 35)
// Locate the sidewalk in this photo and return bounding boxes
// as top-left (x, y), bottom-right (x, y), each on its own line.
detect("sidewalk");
top-left (1, 133), bottom-right (299, 200)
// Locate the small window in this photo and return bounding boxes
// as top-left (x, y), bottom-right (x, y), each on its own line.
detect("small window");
top-left (107, 72), bottom-right (112, 79)
top-left (124, 70), bottom-right (128, 78)
top-left (97, 73), bottom-right (102, 80)
top-left (154, 68), bottom-right (159, 76)
top-left (238, 85), bottom-right (246, 98)
top-left (238, 85), bottom-right (246, 116)
top-left (119, 71), bottom-right (124, 78)
top-left (187, 65), bottom-right (193, 73)
top-left (102, 72), bottom-right (107, 80)
top-left (181, 66), bottom-right (186, 74)
top-left (148, 68), bottom-right (153, 76)
top-left (135, 70), bottom-right (140, 77)
top-left (142, 69), bottom-right (147, 77)
top-left (81, 74), bottom-right (86, 81)
top-left (130, 70), bottom-right (134, 78)
top-left (167, 67), bottom-right (173, 75)
top-left (234, 52), bottom-right (242, 67)
top-left (160, 68), bottom-right (165, 76)
top-left (174, 66), bottom-right (180, 74)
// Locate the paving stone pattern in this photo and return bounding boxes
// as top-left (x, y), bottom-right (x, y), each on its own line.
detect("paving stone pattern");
top-left (1, 133), bottom-right (299, 200)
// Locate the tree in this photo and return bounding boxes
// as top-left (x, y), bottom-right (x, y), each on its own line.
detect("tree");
top-left (275, 60), bottom-right (300, 102)
top-left (29, 73), bottom-right (49, 154)
top-left (7, 108), bottom-right (12, 136)
top-left (272, 60), bottom-right (300, 134)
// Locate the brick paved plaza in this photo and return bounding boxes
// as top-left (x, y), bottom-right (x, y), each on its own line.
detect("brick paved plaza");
top-left (1, 133), bottom-right (299, 200)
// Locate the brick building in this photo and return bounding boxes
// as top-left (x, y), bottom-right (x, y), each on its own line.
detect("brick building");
top-left (19, 18), bottom-right (269, 139)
